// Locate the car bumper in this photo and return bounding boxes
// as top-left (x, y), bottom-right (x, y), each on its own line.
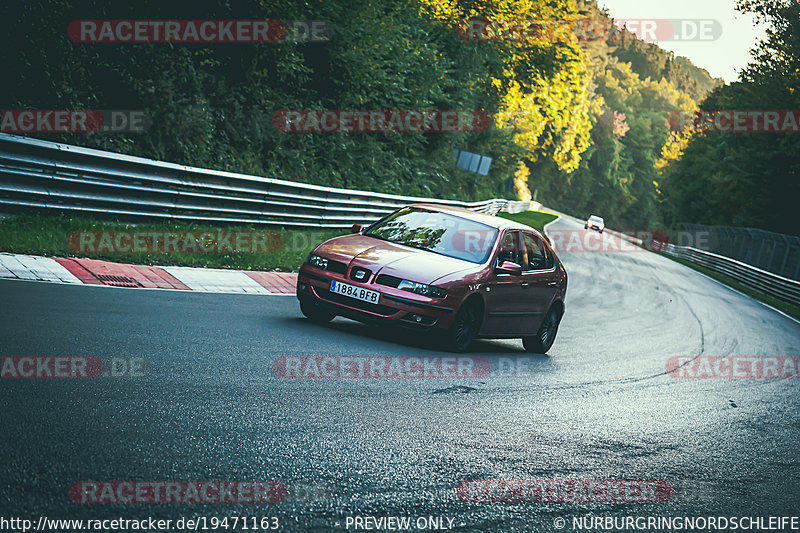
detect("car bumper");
top-left (296, 266), bottom-right (457, 329)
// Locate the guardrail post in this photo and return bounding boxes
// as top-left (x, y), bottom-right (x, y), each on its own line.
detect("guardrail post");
top-left (778, 239), bottom-right (792, 278)
top-left (794, 253), bottom-right (800, 281)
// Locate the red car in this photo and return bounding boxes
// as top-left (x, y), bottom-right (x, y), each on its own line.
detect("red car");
top-left (296, 204), bottom-right (567, 352)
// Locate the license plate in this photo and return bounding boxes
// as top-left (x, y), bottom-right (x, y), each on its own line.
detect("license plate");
top-left (330, 280), bottom-right (380, 304)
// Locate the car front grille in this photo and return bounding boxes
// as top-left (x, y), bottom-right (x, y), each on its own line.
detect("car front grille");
top-left (375, 274), bottom-right (402, 288)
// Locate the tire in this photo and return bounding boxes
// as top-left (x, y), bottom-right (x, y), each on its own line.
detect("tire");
top-left (599, 229), bottom-right (604, 234)
top-left (445, 299), bottom-right (482, 353)
top-left (300, 300), bottom-right (335, 324)
top-left (522, 306), bottom-right (562, 354)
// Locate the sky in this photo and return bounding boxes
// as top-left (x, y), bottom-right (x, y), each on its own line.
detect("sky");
top-left (597, 0), bottom-right (768, 82)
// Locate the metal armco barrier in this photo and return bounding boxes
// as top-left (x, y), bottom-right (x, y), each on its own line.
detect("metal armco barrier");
top-left (540, 209), bottom-right (799, 309)
top-left (680, 223), bottom-right (800, 281)
top-left (0, 133), bottom-right (534, 228)
top-left (661, 243), bottom-right (800, 308)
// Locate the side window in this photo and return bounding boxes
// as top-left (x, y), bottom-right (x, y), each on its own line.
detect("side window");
top-left (497, 231), bottom-right (523, 267)
top-left (542, 243), bottom-right (554, 269)
top-left (523, 232), bottom-right (552, 271)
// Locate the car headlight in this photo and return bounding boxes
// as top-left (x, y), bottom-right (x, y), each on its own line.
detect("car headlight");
top-left (306, 254), bottom-right (329, 269)
top-left (398, 279), bottom-right (446, 298)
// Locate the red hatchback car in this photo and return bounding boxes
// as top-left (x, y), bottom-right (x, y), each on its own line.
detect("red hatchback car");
top-left (296, 204), bottom-right (567, 352)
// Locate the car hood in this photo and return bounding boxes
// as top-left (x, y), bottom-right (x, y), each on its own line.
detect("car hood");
top-left (315, 234), bottom-right (479, 284)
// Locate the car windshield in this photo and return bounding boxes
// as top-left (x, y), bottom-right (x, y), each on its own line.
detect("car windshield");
top-left (589, 216), bottom-right (604, 224)
top-left (365, 207), bottom-right (499, 264)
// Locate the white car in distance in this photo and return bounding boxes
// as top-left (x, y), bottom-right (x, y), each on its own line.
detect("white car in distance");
top-left (585, 215), bottom-right (605, 233)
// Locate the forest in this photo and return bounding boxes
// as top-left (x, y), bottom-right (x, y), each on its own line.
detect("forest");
top-left (2, 0), bottom-right (795, 234)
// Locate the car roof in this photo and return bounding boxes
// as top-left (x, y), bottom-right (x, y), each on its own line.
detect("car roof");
top-left (408, 203), bottom-right (537, 232)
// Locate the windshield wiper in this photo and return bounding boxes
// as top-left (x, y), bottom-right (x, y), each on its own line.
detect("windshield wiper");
top-left (364, 233), bottom-right (391, 242)
top-left (367, 233), bottom-right (482, 263)
top-left (364, 233), bottom-right (437, 253)
top-left (397, 241), bottom-right (435, 253)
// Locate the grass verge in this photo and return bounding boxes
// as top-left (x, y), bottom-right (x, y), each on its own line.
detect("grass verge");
top-left (0, 209), bottom-right (561, 272)
top-left (0, 213), bottom-right (346, 272)
top-left (497, 210), bottom-right (559, 231)
top-left (660, 253), bottom-right (800, 321)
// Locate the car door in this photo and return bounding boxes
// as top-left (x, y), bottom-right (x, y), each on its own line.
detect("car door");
top-left (516, 231), bottom-right (560, 335)
top-left (481, 230), bottom-right (527, 335)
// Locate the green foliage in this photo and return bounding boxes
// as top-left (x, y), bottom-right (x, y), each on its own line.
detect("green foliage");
top-left (0, 213), bottom-right (345, 271)
top-left (659, 0), bottom-right (800, 235)
top-left (0, 0), bottom-right (733, 235)
top-left (0, 0), bottom-right (596, 203)
top-left (497, 210), bottom-right (559, 231)
top-left (522, 0), bottom-right (711, 230)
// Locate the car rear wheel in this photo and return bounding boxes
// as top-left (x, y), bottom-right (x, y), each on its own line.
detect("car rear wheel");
top-left (446, 300), bottom-right (482, 352)
top-left (523, 306), bottom-right (561, 354)
top-left (300, 300), bottom-right (335, 324)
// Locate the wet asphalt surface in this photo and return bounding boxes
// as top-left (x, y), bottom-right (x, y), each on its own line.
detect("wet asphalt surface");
top-left (2, 216), bottom-right (800, 532)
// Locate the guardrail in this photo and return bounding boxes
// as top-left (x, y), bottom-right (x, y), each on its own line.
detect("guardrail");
top-left (680, 222), bottom-right (800, 281)
top-left (660, 243), bottom-right (800, 308)
top-left (541, 210), bottom-right (799, 308)
top-left (0, 133), bottom-right (535, 228)
top-left (602, 227), bottom-right (800, 309)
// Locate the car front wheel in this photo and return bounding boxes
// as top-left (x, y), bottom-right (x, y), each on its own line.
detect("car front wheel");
top-left (523, 306), bottom-right (562, 354)
top-left (446, 300), bottom-right (482, 352)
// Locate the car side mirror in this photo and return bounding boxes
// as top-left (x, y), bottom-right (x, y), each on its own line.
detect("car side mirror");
top-left (496, 261), bottom-right (522, 275)
top-left (351, 224), bottom-right (366, 234)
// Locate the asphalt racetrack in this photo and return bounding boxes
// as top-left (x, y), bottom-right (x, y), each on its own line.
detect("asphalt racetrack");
top-left (2, 216), bottom-right (800, 532)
